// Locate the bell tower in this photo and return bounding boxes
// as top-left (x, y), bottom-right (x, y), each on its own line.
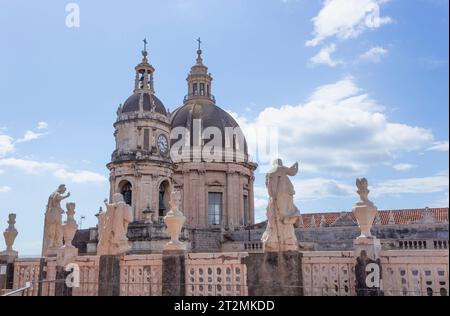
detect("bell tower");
top-left (107, 39), bottom-right (174, 223)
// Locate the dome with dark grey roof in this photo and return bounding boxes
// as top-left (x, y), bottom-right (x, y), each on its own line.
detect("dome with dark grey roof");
top-left (121, 92), bottom-right (167, 115)
top-left (171, 102), bottom-right (248, 157)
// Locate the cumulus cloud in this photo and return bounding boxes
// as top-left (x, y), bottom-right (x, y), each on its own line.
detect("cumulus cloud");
top-left (0, 158), bottom-right (106, 184)
top-left (393, 163), bottom-right (417, 171)
top-left (253, 173), bottom-right (448, 210)
top-left (309, 43), bottom-right (343, 67)
top-left (232, 78), bottom-right (434, 175)
top-left (371, 174), bottom-right (449, 196)
top-left (306, 0), bottom-right (392, 47)
top-left (0, 134), bottom-right (14, 156)
top-left (0, 158), bottom-right (63, 173)
top-left (427, 141), bottom-right (449, 152)
top-left (16, 130), bottom-right (46, 143)
top-left (432, 192), bottom-right (449, 207)
top-left (359, 46), bottom-right (388, 63)
top-left (37, 122), bottom-right (49, 130)
top-left (293, 178), bottom-right (354, 200)
top-left (53, 169), bottom-right (107, 184)
top-left (0, 185), bottom-right (11, 193)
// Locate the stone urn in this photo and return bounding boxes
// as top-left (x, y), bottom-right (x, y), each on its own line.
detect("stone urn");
top-left (352, 178), bottom-right (377, 239)
top-left (3, 213), bottom-right (18, 252)
top-left (62, 202), bottom-right (78, 248)
top-left (163, 191), bottom-right (186, 251)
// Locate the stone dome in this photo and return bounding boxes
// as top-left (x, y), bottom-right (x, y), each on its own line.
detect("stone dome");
top-left (170, 102), bottom-right (248, 157)
top-left (121, 92), bottom-right (167, 115)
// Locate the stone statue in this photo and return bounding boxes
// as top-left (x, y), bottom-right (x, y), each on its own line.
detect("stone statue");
top-left (164, 190), bottom-right (186, 251)
top-left (3, 213), bottom-right (18, 253)
top-left (261, 159), bottom-right (301, 252)
top-left (43, 184), bottom-right (71, 256)
top-left (97, 193), bottom-right (133, 256)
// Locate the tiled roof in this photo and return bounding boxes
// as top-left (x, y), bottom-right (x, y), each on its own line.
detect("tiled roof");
top-left (300, 207), bottom-right (449, 228)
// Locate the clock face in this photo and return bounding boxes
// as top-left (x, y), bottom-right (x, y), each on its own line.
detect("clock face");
top-left (157, 134), bottom-right (169, 155)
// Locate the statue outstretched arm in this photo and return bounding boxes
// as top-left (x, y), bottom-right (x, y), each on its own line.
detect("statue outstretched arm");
top-left (287, 162), bottom-right (299, 176)
top-left (62, 192), bottom-right (71, 200)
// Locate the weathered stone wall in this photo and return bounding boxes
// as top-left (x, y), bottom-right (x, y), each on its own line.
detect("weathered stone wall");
top-left (190, 228), bottom-right (222, 252)
top-left (224, 222), bottom-right (449, 251)
top-left (8, 249), bottom-right (449, 296)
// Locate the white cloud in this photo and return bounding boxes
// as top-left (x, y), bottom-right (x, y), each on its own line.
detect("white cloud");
top-left (306, 0), bottom-right (392, 47)
top-left (293, 178), bottom-right (354, 201)
top-left (0, 134), bottom-right (14, 156)
top-left (233, 78), bottom-right (434, 175)
top-left (309, 43), bottom-right (343, 67)
top-left (0, 158), bottom-right (106, 184)
top-left (0, 185), bottom-right (11, 193)
top-left (427, 141), bottom-right (449, 152)
top-left (371, 174), bottom-right (449, 196)
top-left (432, 192), bottom-right (449, 207)
top-left (53, 169), bottom-right (107, 184)
top-left (16, 130), bottom-right (46, 143)
top-left (359, 46), bottom-right (388, 63)
top-left (37, 122), bottom-right (49, 130)
top-left (0, 169), bottom-right (4, 175)
top-left (393, 163), bottom-right (417, 171)
top-left (0, 158), bottom-right (64, 173)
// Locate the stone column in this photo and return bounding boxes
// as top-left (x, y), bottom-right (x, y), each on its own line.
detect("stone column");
top-left (1, 213), bottom-right (18, 290)
top-left (245, 252), bottom-right (303, 296)
top-left (199, 169), bottom-right (206, 227)
top-left (162, 250), bottom-right (185, 296)
top-left (182, 170), bottom-right (191, 225)
top-left (98, 255), bottom-right (121, 296)
top-left (352, 178), bottom-right (383, 296)
top-left (55, 203), bottom-right (79, 296)
top-left (162, 191), bottom-right (187, 296)
top-left (249, 175), bottom-right (255, 225)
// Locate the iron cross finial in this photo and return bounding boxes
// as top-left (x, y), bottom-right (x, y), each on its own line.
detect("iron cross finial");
top-left (197, 37), bottom-right (202, 50)
top-left (143, 38), bottom-right (148, 51)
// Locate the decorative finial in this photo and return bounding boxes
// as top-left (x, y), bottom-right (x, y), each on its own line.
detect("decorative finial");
top-left (141, 38), bottom-right (149, 61)
top-left (196, 37), bottom-right (203, 64)
top-left (143, 38), bottom-right (148, 52)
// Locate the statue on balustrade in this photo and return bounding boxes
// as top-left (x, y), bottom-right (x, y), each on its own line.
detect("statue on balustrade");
top-left (42, 184), bottom-right (70, 256)
top-left (97, 193), bottom-right (133, 256)
top-left (261, 159), bottom-right (301, 252)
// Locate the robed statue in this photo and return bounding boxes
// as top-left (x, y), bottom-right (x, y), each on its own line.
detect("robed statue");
top-left (42, 184), bottom-right (71, 256)
top-left (97, 193), bottom-right (133, 256)
top-left (261, 159), bottom-right (301, 252)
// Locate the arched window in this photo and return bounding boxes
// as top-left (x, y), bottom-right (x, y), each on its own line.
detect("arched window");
top-left (193, 83), bottom-right (198, 96)
top-left (119, 181), bottom-right (132, 206)
top-left (159, 180), bottom-right (170, 217)
top-left (200, 83), bottom-right (205, 96)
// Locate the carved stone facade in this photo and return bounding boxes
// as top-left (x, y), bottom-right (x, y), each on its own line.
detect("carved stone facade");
top-left (106, 44), bottom-right (256, 233)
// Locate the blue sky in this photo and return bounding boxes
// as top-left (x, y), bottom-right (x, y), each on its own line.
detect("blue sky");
top-left (0, 0), bottom-right (448, 255)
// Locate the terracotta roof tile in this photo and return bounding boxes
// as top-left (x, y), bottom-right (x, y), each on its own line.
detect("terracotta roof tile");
top-left (300, 207), bottom-right (448, 228)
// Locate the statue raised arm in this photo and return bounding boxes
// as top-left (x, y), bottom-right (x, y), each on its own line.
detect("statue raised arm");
top-left (262, 159), bottom-right (301, 252)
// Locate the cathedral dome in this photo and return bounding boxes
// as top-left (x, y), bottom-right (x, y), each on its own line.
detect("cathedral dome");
top-left (121, 92), bottom-right (167, 115)
top-left (170, 102), bottom-right (248, 157)
top-left (171, 102), bottom-right (239, 132)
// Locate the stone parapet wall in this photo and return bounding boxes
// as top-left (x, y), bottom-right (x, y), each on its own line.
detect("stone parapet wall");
top-left (8, 249), bottom-right (449, 296)
top-left (381, 250), bottom-right (449, 296)
top-left (185, 252), bottom-right (248, 296)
